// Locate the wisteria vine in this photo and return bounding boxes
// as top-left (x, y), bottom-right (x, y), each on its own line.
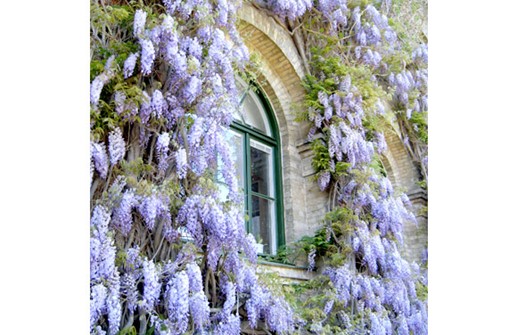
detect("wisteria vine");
top-left (90, 0), bottom-right (427, 334)
top-left (271, 0), bottom-right (428, 334)
top-left (90, 0), bottom-right (296, 334)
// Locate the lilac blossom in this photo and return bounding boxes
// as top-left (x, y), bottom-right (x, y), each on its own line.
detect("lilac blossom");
top-left (103, 55), bottom-right (117, 78)
top-left (189, 291), bottom-right (210, 330)
top-left (222, 281), bottom-right (236, 318)
top-left (133, 9), bottom-right (147, 37)
top-left (165, 271), bottom-right (190, 333)
top-left (216, 0), bottom-right (229, 26)
top-left (183, 75), bottom-right (202, 104)
top-left (106, 273), bottom-right (122, 335)
top-left (90, 75), bottom-right (106, 106)
top-left (90, 159), bottom-right (94, 187)
top-left (91, 142), bottom-right (108, 179)
top-left (214, 314), bottom-right (241, 335)
top-left (90, 205), bottom-right (120, 332)
top-left (151, 89), bottom-right (167, 118)
top-left (175, 147), bottom-right (187, 179)
top-left (138, 192), bottom-right (168, 230)
top-left (156, 132), bottom-right (170, 172)
top-left (325, 266), bottom-right (352, 305)
top-left (123, 53), bottom-right (138, 78)
top-left (375, 131), bottom-right (388, 153)
top-left (139, 91), bottom-right (152, 125)
top-left (111, 189), bottom-right (136, 236)
top-left (324, 299), bottom-right (334, 314)
top-left (142, 259), bottom-right (161, 312)
top-left (243, 233), bottom-right (258, 264)
top-left (264, 295), bottom-right (295, 333)
top-left (255, 0), bottom-right (312, 21)
top-left (139, 38), bottom-right (155, 75)
top-left (186, 262), bottom-right (203, 292)
top-left (245, 284), bottom-right (268, 329)
top-left (90, 284), bottom-right (108, 330)
top-left (370, 312), bottom-right (385, 335)
top-left (121, 273), bottom-right (138, 312)
top-left (108, 128), bottom-right (125, 165)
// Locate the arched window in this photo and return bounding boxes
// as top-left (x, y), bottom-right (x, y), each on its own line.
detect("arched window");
top-left (228, 79), bottom-right (284, 255)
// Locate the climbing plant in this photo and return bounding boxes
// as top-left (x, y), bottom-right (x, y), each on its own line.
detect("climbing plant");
top-left (90, 0), bottom-right (427, 334)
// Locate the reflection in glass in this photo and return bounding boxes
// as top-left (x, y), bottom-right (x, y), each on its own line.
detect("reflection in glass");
top-left (250, 140), bottom-right (274, 197)
top-left (234, 78), bottom-right (272, 136)
top-left (217, 131), bottom-right (244, 203)
top-left (251, 195), bottom-right (276, 254)
top-left (229, 131), bottom-right (244, 190)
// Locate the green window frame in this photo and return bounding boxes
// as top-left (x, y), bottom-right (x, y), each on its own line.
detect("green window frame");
top-left (231, 81), bottom-right (285, 255)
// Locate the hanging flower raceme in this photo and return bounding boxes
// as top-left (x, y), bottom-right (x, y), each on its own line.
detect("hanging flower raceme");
top-left (254, 0), bottom-right (313, 21)
top-left (123, 53), bottom-right (138, 79)
top-left (91, 142), bottom-right (109, 179)
top-left (108, 128), bottom-right (125, 165)
top-left (156, 132), bottom-right (170, 173)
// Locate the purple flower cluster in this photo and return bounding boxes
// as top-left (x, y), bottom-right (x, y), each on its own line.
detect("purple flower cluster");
top-left (137, 192), bottom-right (170, 231)
top-left (123, 53), bottom-right (138, 78)
top-left (389, 67), bottom-right (428, 117)
top-left (241, 268), bottom-right (295, 333)
top-left (133, 9), bottom-right (147, 37)
top-left (121, 272), bottom-right (138, 312)
top-left (111, 189), bottom-right (137, 236)
top-left (151, 90), bottom-right (168, 118)
top-left (255, 0), bottom-right (313, 21)
top-left (90, 75), bottom-right (106, 106)
top-left (156, 132), bottom-right (170, 173)
top-left (91, 55), bottom-right (120, 107)
top-left (139, 38), bottom-right (155, 75)
top-left (142, 259), bottom-right (161, 312)
top-left (175, 147), bottom-right (188, 179)
top-left (176, 191), bottom-right (247, 271)
top-left (91, 141), bottom-right (109, 179)
top-left (108, 128), bottom-right (125, 165)
top-left (165, 271), bottom-right (190, 333)
top-left (90, 205), bottom-right (123, 333)
top-left (326, 262), bottom-right (426, 334)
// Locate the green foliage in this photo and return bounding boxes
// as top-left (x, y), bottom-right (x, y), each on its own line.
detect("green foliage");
top-left (298, 228), bottom-right (332, 256)
top-left (311, 139), bottom-right (331, 172)
top-left (261, 244), bottom-right (298, 265)
top-left (283, 276), bottom-right (333, 319)
top-left (417, 179), bottom-right (427, 190)
top-left (369, 156), bottom-right (388, 178)
top-left (117, 325), bottom-right (137, 335)
top-left (390, 0), bottom-right (428, 49)
top-left (409, 110), bottom-right (428, 144)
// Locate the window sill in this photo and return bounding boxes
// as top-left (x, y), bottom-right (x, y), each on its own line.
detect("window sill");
top-left (256, 259), bottom-right (316, 282)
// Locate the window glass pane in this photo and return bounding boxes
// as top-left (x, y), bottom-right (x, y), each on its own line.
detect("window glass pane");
top-left (250, 139), bottom-right (274, 198)
top-left (217, 131), bottom-right (244, 202)
top-left (229, 131), bottom-right (245, 190)
top-left (242, 93), bottom-right (271, 136)
top-left (250, 195), bottom-right (277, 255)
top-left (234, 78), bottom-right (272, 136)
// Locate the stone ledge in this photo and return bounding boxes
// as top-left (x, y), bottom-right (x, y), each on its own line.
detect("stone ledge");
top-left (257, 260), bottom-right (316, 282)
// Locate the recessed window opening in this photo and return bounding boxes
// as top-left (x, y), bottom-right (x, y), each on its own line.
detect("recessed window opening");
top-left (225, 78), bottom-right (284, 255)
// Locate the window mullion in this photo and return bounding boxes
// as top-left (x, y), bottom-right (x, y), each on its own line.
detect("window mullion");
top-left (245, 132), bottom-right (253, 235)
top-left (250, 191), bottom-right (275, 202)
